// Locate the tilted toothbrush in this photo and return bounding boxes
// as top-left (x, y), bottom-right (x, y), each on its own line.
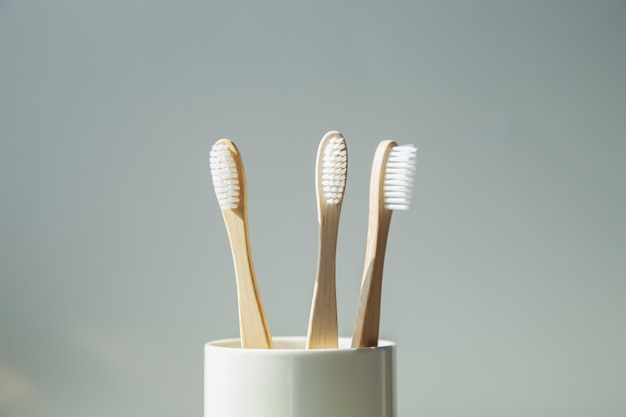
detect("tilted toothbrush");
top-left (352, 141), bottom-right (417, 348)
top-left (210, 139), bottom-right (272, 349)
top-left (306, 131), bottom-right (348, 349)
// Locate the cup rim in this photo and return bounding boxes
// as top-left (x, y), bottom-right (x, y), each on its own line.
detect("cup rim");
top-left (205, 336), bottom-right (395, 352)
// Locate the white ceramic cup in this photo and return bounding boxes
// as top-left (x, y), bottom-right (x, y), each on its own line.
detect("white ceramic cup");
top-left (204, 336), bottom-right (396, 417)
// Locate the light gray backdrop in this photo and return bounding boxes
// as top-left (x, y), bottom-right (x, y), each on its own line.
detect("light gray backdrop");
top-left (1, 1), bottom-right (625, 416)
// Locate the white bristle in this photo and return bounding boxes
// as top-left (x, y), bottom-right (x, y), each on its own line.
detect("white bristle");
top-left (321, 136), bottom-right (347, 205)
top-left (384, 144), bottom-right (417, 210)
top-left (210, 143), bottom-right (240, 210)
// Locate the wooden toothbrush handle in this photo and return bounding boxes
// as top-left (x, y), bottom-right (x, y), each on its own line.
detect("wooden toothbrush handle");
top-left (307, 213), bottom-right (340, 349)
top-left (224, 210), bottom-right (272, 349)
top-left (352, 210), bottom-right (392, 348)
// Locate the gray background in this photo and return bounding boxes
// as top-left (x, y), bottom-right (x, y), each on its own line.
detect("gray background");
top-left (1, 1), bottom-right (625, 416)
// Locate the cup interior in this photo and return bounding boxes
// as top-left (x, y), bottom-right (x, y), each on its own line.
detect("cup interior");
top-left (206, 336), bottom-right (395, 351)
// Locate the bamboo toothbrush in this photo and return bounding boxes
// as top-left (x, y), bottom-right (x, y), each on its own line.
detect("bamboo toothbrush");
top-left (352, 141), bottom-right (417, 348)
top-left (209, 139), bottom-right (272, 349)
top-left (306, 131), bottom-right (348, 349)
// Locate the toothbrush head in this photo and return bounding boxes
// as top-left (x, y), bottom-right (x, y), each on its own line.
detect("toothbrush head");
top-left (318, 131), bottom-right (348, 206)
top-left (383, 144), bottom-right (417, 210)
top-left (210, 139), bottom-right (241, 210)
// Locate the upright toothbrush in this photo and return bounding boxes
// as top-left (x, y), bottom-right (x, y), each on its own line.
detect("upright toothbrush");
top-left (306, 131), bottom-right (348, 349)
top-left (352, 141), bottom-right (417, 348)
top-left (210, 139), bottom-right (272, 349)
